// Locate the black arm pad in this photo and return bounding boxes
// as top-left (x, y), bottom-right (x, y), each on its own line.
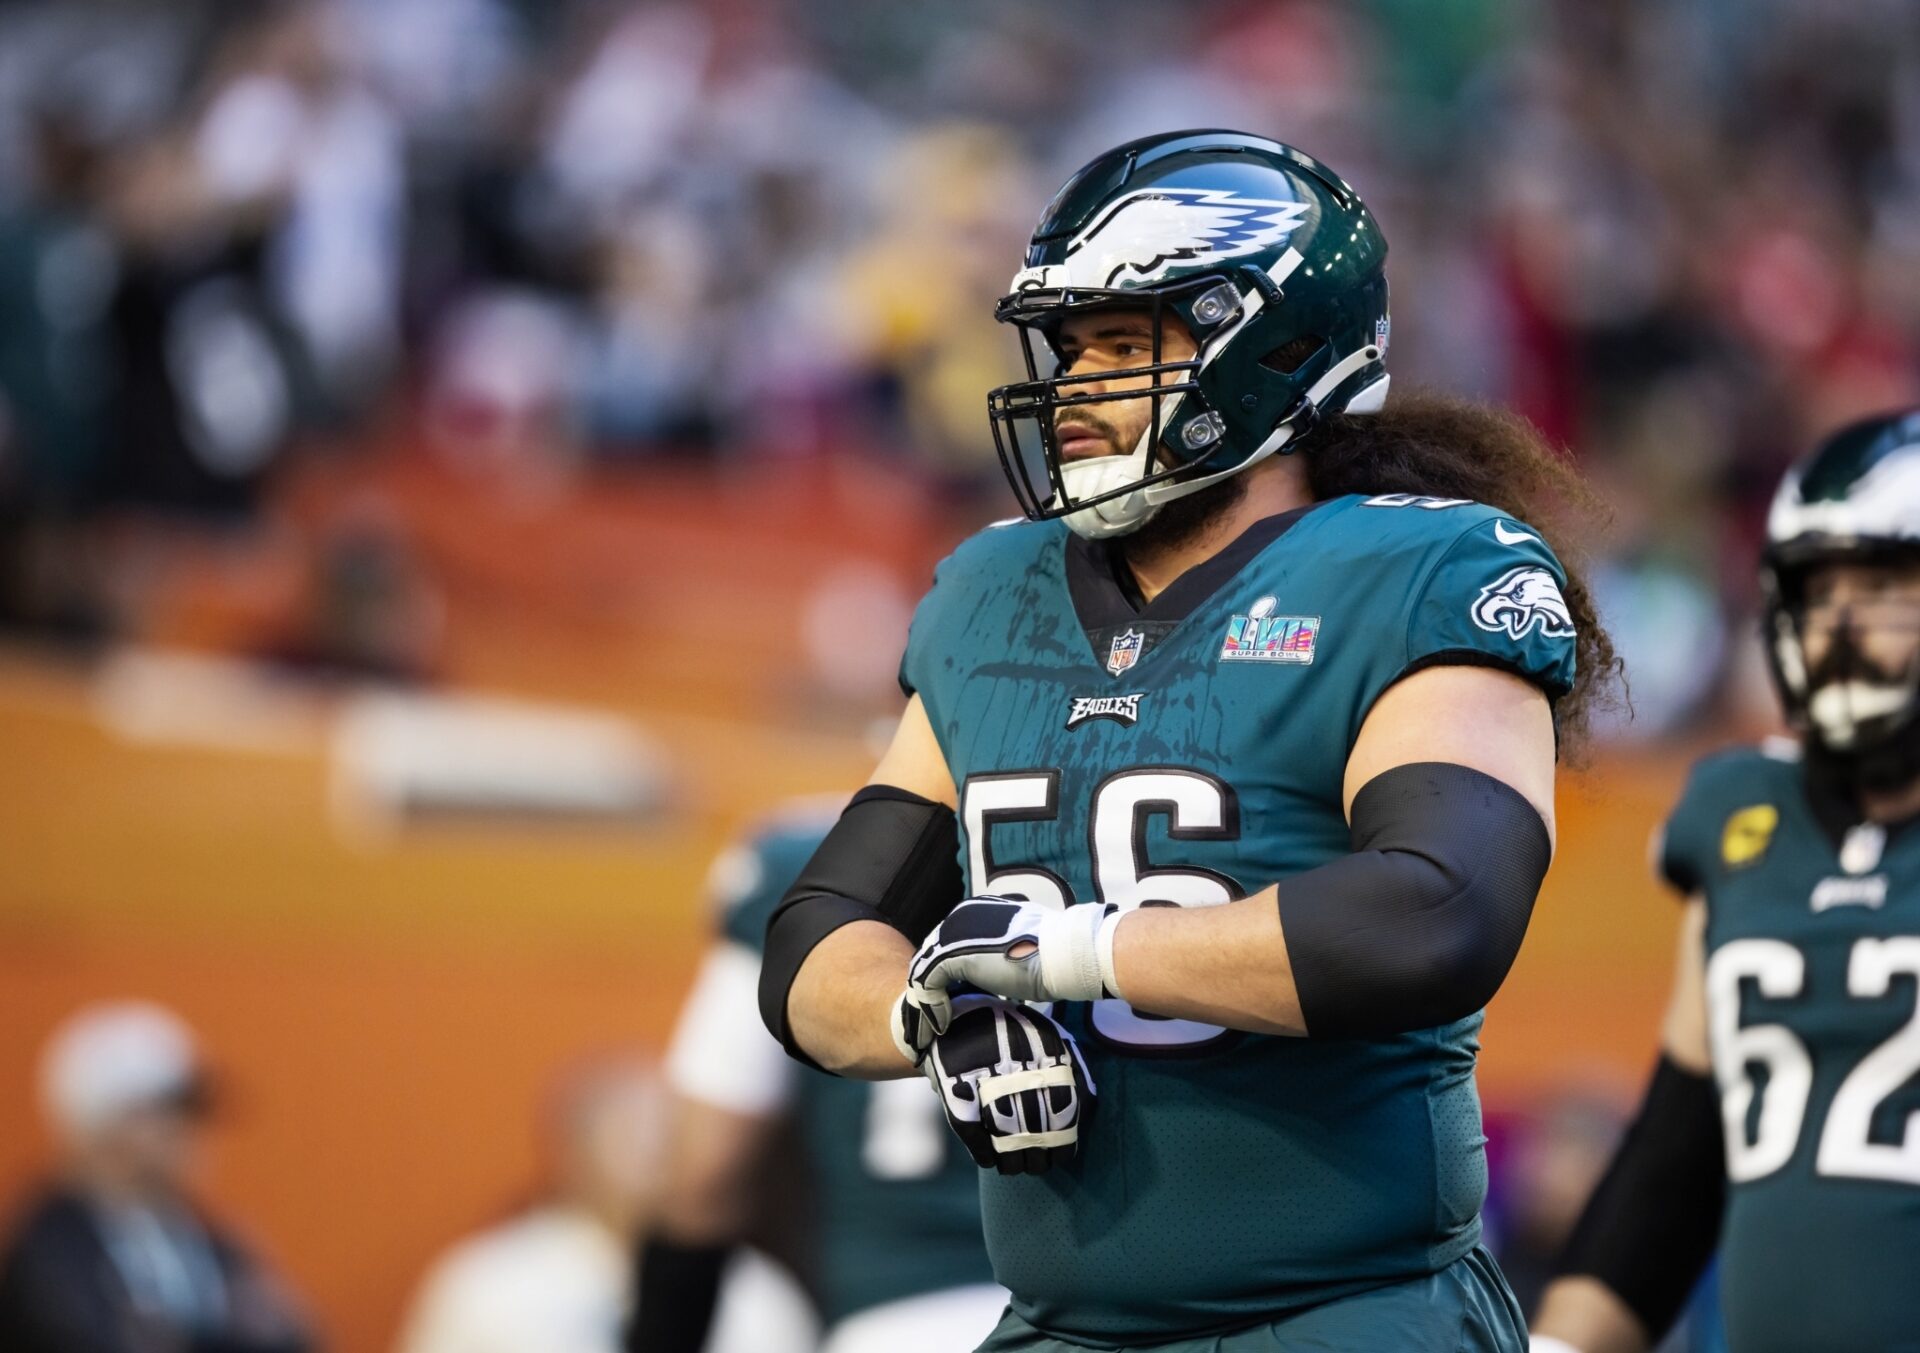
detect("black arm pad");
top-left (1554, 1055), bottom-right (1726, 1341)
top-left (757, 784), bottom-right (963, 1066)
top-left (624, 1235), bottom-right (729, 1353)
top-left (1278, 761), bottom-right (1550, 1037)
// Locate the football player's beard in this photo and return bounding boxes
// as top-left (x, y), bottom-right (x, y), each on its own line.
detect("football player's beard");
top-left (1124, 464), bottom-right (1249, 557)
top-left (1802, 622), bottom-right (1920, 748)
top-left (1801, 621), bottom-right (1920, 794)
top-left (1052, 411), bottom-right (1249, 554)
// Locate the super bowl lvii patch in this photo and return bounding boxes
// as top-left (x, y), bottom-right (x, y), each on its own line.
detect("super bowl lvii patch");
top-left (1220, 595), bottom-right (1318, 664)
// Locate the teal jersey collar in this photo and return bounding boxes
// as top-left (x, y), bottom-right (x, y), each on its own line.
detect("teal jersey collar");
top-left (1064, 499), bottom-right (1328, 672)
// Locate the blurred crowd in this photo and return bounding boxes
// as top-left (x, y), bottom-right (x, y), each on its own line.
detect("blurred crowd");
top-left (0, 1003), bottom-right (317, 1352)
top-left (0, 1002), bottom-right (818, 1353)
top-left (3, 0), bottom-right (1920, 722)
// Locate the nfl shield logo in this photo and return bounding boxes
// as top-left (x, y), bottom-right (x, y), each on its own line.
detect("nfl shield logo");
top-left (1107, 628), bottom-right (1144, 676)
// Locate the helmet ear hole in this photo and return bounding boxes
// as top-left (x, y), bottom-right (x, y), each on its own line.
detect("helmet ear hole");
top-left (1260, 335), bottom-right (1326, 375)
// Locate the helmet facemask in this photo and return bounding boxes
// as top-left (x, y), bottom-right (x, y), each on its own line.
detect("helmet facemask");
top-left (989, 277), bottom-right (1236, 540)
top-left (1765, 545), bottom-right (1920, 788)
top-left (989, 273), bottom-right (1384, 540)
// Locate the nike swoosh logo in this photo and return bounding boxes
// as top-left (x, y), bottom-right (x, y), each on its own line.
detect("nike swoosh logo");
top-left (1493, 521), bottom-right (1539, 546)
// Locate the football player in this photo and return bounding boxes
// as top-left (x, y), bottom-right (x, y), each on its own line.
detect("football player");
top-left (757, 130), bottom-right (1618, 1352)
top-left (631, 799), bottom-right (1003, 1353)
top-left (1533, 411), bottom-right (1920, 1353)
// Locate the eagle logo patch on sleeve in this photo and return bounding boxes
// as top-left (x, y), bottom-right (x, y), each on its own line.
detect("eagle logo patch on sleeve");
top-left (1470, 567), bottom-right (1575, 640)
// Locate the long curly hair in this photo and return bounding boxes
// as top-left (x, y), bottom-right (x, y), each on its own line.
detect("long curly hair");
top-left (1300, 390), bottom-right (1626, 754)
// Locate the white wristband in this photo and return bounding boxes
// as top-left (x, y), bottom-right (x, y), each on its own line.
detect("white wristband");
top-left (1037, 903), bottom-right (1111, 1002)
top-left (1529, 1337), bottom-right (1585, 1353)
top-left (1095, 907), bottom-right (1128, 1002)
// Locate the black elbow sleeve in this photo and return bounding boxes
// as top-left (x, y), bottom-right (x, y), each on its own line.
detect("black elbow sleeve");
top-left (625, 1235), bottom-right (730, 1353)
top-left (757, 784), bottom-right (962, 1066)
top-left (1555, 1055), bottom-right (1727, 1341)
top-left (1278, 761), bottom-right (1550, 1037)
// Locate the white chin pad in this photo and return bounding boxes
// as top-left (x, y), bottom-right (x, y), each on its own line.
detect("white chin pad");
top-left (1809, 681), bottom-right (1911, 745)
top-left (1057, 447), bottom-right (1159, 539)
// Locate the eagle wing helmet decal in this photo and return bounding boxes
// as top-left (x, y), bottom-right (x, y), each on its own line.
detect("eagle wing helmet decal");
top-left (1062, 189), bottom-right (1312, 288)
top-left (1471, 566), bottom-right (1576, 641)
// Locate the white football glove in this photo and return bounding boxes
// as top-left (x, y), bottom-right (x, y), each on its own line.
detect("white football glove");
top-left (892, 897), bottom-right (1126, 1063)
top-left (922, 994), bottom-right (1097, 1175)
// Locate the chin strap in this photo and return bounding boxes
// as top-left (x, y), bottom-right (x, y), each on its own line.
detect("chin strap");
top-left (1138, 344), bottom-right (1384, 507)
top-left (1056, 342), bottom-right (1385, 540)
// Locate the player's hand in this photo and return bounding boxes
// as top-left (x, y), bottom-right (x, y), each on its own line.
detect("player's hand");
top-left (894, 898), bottom-right (1122, 1059)
top-left (922, 995), bottom-right (1097, 1175)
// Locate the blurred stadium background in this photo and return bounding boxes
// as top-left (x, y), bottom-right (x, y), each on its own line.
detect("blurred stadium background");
top-left (1, 0), bottom-right (1916, 1346)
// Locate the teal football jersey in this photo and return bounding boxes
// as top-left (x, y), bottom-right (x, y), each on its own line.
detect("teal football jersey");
top-left (899, 493), bottom-right (1577, 1343)
top-left (719, 814), bottom-right (996, 1326)
top-left (1660, 744), bottom-right (1920, 1353)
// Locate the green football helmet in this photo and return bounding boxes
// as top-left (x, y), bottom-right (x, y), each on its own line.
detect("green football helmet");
top-left (988, 129), bottom-right (1390, 539)
top-left (1764, 409), bottom-right (1920, 782)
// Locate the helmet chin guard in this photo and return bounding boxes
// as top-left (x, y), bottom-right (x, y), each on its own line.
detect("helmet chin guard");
top-left (1058, 446), bottom-right (1157, 539)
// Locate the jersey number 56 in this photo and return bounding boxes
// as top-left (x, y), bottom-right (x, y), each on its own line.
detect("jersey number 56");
top-left (962, 767), bottom-right (1243, 1053)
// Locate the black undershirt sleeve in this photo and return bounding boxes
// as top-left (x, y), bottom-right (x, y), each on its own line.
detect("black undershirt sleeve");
top-left (1554, 1054), bottom-right (1727, 1341)
top-left (624, 1236), bottom-right (729, 1353)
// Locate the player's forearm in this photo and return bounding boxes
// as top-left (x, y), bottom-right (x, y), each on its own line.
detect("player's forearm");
top-left (650, 1095), bottom-right (777, 1244)
top-left (1110, 766), bottom-right (1546, 1039)
top-left (1108, 890), bottom-right (1308, 1035)
top-left (1531, 1277), bottom-right (1652, 1353)
top-left (787, 919), bottom-right (919, 1077)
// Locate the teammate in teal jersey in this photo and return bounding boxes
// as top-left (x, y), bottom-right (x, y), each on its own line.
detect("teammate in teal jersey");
top-left (631, 799), bottom-right (1002, 1353)
top-left (1534, 410), bottom-right (1920, 1353)
top-left (757, 130), bottom-right (1619, 1353)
